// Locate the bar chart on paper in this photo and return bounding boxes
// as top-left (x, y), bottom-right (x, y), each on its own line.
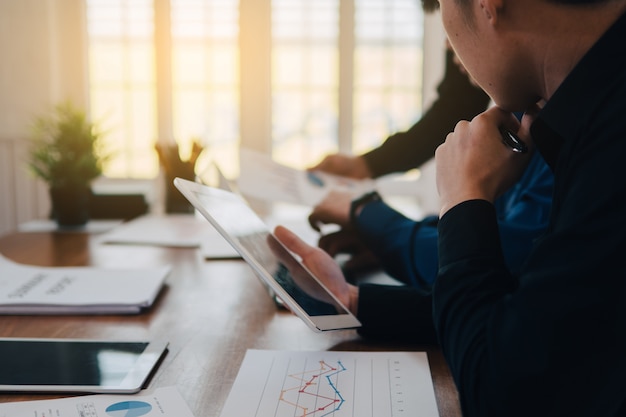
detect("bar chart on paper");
top-left (219, 350), bottom-right (439, 417)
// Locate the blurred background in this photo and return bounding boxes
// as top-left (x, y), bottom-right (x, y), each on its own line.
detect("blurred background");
top-left (0, 0), bottom-right (447, 235)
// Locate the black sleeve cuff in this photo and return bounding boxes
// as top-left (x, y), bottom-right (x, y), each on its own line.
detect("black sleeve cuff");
top-left (357, 283), bottom-right (437, 344)
top-left (438, 200), bottom-right (503, 269)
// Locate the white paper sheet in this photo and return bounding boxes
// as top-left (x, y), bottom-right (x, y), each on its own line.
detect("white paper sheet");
top-left (98, 214), bottom-right (240, 259)
top-left (237, 148), bottom-right (376, 206)
top-left (237, 148), bottom-right (423, 207)
top-left (18, 219), bottom-right (123, 233)
top-left (219, 349), bottom-right (440, 417)
top-left (0, 386), bottom-right (195, 417)
top-left (0, 254), bottom-right (169, 314)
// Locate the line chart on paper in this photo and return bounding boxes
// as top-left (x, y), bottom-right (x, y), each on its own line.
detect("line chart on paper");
top-left (218, 350), bottom-right (440, 417)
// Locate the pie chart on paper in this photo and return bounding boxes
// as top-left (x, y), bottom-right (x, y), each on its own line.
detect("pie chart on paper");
top-left (105, 401), bottom-right (152, 417)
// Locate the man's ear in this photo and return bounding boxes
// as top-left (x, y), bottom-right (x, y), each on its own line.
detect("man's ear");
top-left (479, 0), bottom-right (504, 25)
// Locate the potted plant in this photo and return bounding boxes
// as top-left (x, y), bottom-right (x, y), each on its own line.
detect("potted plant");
top-left (28, 101), bottom-right (108, 228)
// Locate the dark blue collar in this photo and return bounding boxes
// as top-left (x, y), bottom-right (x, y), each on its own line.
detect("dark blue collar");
top-left (531, 9), bottom-right (626, 171)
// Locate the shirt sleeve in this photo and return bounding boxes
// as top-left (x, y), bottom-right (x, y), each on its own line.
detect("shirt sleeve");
top-left (362, 49), bottom-right (490, 178)
top-left (434, 200), bottom-right (516, 416)
top-left (356, 283), bottom-right (437, 344)
top-left (355, 200), bottom-right (439, 288)
top-left (434, 182), bottom-right (626, 415)
top-left (355, 152), bottom-right (553, 288)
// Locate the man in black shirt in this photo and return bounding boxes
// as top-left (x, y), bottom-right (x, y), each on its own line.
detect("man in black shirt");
top-left (310, 47), bottom-right (489, 179)
top-left (276, 0), bottom-right (626, 415)
top-left (310, 0), bottom-right (490, 179)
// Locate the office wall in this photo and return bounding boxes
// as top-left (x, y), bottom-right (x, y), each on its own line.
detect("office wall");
top-left (0, 0), bottom-right (88, 235)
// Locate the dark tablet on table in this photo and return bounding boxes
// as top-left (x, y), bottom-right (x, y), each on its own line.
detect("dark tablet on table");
top-left (0, 338), bottom-right (168, 393)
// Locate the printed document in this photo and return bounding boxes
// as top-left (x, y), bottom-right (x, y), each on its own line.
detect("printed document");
top-left (219, 349), bottom-right (440, 417)
top-left (238, 148), bottom-right (376, 206)
top-left (0, 386), bottom-right (195, 417)
top-left (0, 254), bottom-right (169, 314)
top-left (237, 148), bottom-right (422, 206)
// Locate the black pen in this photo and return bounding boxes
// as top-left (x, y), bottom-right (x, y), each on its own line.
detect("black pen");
top-left (499, 128), bottom-right (528, 153)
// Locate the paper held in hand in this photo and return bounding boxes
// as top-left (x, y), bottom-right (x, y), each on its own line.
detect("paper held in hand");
top-left (0, 254), bottom-right (169, 314)
top-left (237, 148), bottom-right (376, 206)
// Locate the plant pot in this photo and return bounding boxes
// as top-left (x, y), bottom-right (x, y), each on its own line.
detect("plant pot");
top-left (49, 186), bottom-right (91, 228)
top-left (164, 174), bottom-right (194, 214)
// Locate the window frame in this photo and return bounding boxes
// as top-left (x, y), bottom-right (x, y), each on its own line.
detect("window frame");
top-left (86, 0), bottom-right (446, 183)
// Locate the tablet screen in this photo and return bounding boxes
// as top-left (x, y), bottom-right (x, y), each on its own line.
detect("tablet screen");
top-left (174, 178), bottom-right (361, 332)
top-left (239, 230), bottom-right (346, 317)
top-left (0, 338), bottom-right (168, 393)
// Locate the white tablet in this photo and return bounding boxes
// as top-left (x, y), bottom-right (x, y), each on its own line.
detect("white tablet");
top-left (174, 178), bottom-right (361, 332)
top-left (0, 338), bottom-right (168, 394)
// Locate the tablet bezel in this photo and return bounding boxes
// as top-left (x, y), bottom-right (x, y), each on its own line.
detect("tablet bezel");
top-left (0, 337), bottom-right (168, 394)
top-left (174, 177), bottom-right (361, 332)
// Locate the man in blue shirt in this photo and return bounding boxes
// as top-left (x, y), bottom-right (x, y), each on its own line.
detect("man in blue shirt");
top-left (310, 151), bottom-right (552, 288)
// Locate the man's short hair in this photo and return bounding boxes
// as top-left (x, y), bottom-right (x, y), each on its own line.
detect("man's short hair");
top-left (422, 0), bottom-right (439, 12)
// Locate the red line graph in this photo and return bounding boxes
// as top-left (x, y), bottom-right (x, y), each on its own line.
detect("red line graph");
top-left (278, 360), bottom-right (346, 417)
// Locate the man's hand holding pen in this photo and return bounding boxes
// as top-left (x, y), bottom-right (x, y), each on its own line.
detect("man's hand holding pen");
top-left (435, 106), bottom-right (537, 217)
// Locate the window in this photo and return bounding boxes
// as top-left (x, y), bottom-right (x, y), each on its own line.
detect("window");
top-left (87, 0), bottom-right (156, 178)
top-left (353, 0), bottom-right (423, 153)
top-left (87, 0), bottom-right (424, 179)
top-left (170, 0), bottom-right (240, 176)
top-left (271, 0), bottom-right (339, 166)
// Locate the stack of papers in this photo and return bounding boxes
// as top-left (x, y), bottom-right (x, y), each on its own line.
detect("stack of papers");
top-left (0, 254), bottom-right (169, 314)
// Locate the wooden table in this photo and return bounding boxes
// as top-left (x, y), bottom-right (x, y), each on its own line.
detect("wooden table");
top-left (0, 230), bottom-right (461, 416)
